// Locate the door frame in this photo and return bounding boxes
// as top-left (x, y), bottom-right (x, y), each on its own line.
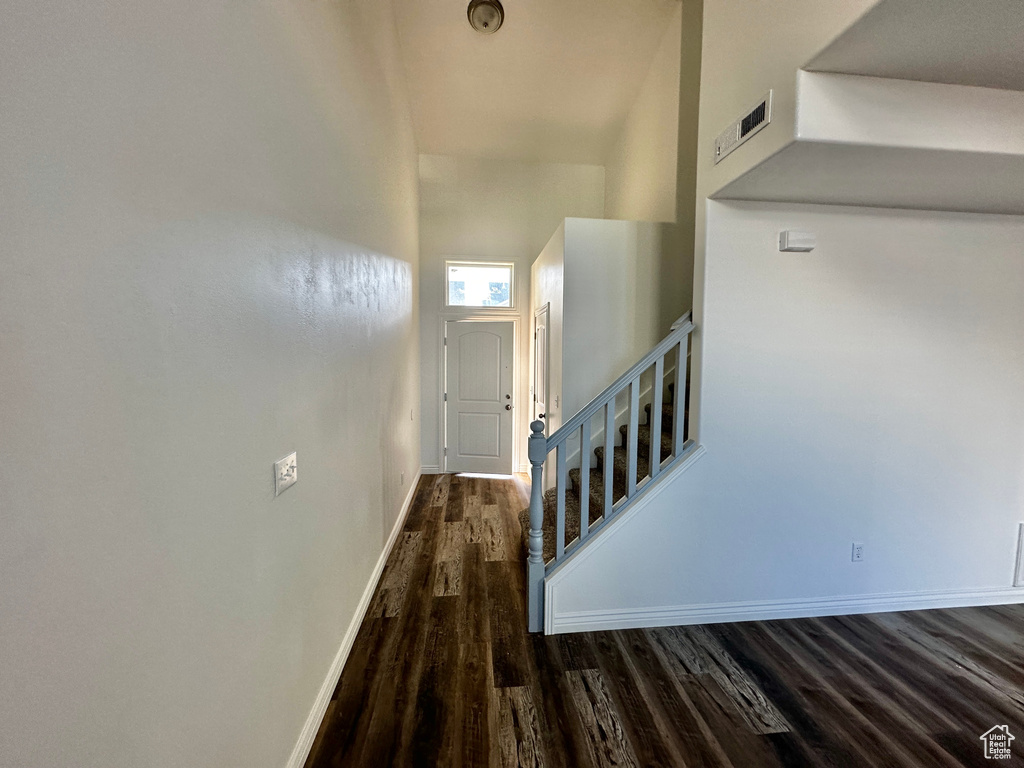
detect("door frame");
top-left (532, 303), bottom-right (550, 427)
top-left (439, 315), bottom-right (518, 473)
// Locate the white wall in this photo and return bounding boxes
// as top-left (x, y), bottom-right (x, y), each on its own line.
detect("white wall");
top-left (698, 0), bottom-right (879, 199)
top-left (0, 1), bottom-right (419, 766)
top-left (604, 5), bottom-right (682, 223)
top-left (562, 219), bottom-right (662, 419)
top-left (532, 224), bottom-right (567, 439)
top-left (714, 71), bottom-right (1024, 215)
top-left (548, 202), bottom-right (1024, 630)
top-left (692, 0), bottom-right (880, 442)
top-left (531, 219), bottom-right (665, 478)
top-left (547, 0), bottom-right (1024, 632)
top-left (418, 156), bottom-right (605, 472)
top-left (796, 71), bottom-right (1024, 153)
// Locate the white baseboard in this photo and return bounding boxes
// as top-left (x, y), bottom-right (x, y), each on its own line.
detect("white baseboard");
top-left (516, 463), bottom-right (530, 474)
top-left (548, 585), bottom-right (1024, 635)
top-left (285, 469), bottom-right (422, 768)
top-left (421, 465), bottom-right (442, 475)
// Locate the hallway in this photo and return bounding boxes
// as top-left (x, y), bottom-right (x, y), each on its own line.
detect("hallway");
top-left (306, 474), bottom-right (1024, 767)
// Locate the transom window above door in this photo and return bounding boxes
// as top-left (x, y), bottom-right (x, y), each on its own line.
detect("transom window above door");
top-left (445, 261), bottom-right (514, 309)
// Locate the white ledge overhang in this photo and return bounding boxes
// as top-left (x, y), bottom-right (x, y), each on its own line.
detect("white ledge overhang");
top-left (712, 72), bottom-right (1024, 215)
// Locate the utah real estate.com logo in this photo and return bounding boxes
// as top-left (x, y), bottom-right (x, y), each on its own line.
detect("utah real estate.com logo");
top-left (980, 725), bottom-right (1015, 760)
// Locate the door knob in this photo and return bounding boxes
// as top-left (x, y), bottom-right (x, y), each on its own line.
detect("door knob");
top-left (505, 404), bottom-right (512, 410)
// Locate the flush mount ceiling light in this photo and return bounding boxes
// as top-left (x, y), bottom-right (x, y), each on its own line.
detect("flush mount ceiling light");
top-left (467, 0), bottom-right (504, 34)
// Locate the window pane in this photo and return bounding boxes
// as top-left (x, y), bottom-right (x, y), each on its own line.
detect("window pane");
top-left (447, 264), bottom-right (512, 307)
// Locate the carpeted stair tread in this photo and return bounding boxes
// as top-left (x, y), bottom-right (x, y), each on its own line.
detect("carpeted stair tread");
top-left (569, 466), bottom-right (606, 511)
top-left (594, 444), bottom-right (652, 490)
top-left (643, 401), bottom-right (690, 434)
top-left (620, 422), bottom-right (674, 463)
top-left (517, 485), bottom-right (603, 563)
top-left (571, 463), bottom-right (640, 512)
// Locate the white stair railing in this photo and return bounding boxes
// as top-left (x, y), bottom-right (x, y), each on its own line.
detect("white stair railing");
top-left (526, 312), bottom-right (697, 632)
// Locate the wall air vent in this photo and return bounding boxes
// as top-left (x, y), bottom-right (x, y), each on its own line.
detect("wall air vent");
top-left (714, 90), bottom-right (772, 165)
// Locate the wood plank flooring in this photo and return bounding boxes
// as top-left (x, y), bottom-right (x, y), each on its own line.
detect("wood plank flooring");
top-left (305, 474), bottom-right (1024, 767)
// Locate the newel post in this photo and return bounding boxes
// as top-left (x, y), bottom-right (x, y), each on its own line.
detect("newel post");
top-left (527, 420), bottom-right (546, 632)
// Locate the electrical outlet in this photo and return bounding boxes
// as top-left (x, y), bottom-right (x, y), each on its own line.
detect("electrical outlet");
top-left (852, 542), bottom-right (865, 562)
top-left (274, 452), bottom-right (297, 496)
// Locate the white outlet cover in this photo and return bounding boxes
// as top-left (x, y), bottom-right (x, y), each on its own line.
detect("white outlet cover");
top-left (852, 542), bottom-right (865, 562)
top-left (275, 452), bottom-right (297, 496)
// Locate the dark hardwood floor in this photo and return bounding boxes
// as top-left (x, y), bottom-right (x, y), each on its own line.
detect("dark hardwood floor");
top-left (306, 474), bottom-right (1024, 767)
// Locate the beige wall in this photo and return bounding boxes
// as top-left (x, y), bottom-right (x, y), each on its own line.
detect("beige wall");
top-left (604, 5), bottom-right (682, 223)
top-left (0, 1), bottom-right (420, 766)
top-left (604, 0), bottom-right (704, 331)
top-left (418, 155), bottom-right (605, 472)
top-left (671, 0), bottom-right (705, 321)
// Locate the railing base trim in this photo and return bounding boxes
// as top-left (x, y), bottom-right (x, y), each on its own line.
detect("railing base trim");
top-left (541, 443), bottom-right (706, 632)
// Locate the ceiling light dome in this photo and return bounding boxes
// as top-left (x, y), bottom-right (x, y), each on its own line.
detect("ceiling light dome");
top-left (467, 0), bottom-right (504, 34)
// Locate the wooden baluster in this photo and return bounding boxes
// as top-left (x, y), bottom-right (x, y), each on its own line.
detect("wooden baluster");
top-left (674, 337), bottom-right (687, 456)
top-left (579, 419), bottom-right (591, 541)
top-left (627, 375), bottom-right (640, 497)
top-left (555, 442), bottom-right (567, 560)
top-left (527, 420), bottom-right (546, 632)
top-left (650, 355), bottom-right (664, 478)
top-left (604, 399), bottom-right (614, 514)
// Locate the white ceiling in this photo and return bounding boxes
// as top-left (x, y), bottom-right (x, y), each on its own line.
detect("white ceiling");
top-left (806, 0), bottom-right (1024, 91)
top-left (392, 0), bottom-right (680, 164)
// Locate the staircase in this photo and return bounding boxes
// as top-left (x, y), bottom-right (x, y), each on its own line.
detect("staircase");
top-left (518, 381), bottom-right (686, 562)
top-left (520, 313), bottom-right (698, 632)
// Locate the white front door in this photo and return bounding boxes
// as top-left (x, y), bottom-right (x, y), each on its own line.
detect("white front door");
top-left (445, 320), bottom-right (514, 474)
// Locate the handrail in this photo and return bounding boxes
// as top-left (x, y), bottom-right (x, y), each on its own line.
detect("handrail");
top-left (670, 311), bottom-right (691, 331)
top-left (547, 312), bottom-right (692, 446)
top-left (526, 313), bottom-right (696, 633)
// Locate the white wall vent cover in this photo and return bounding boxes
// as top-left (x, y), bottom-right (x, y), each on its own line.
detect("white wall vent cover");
top-left (714, 90), bottom-right (773, 165)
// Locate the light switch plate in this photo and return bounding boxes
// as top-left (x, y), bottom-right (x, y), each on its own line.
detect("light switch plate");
top-left (275, 452), bottom-right (297, 496)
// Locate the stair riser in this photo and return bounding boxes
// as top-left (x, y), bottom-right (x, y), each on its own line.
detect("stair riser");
top-left (569, 479), bottom-right (606, 517)
top-left (618, 424), bottom-right (674, 464)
